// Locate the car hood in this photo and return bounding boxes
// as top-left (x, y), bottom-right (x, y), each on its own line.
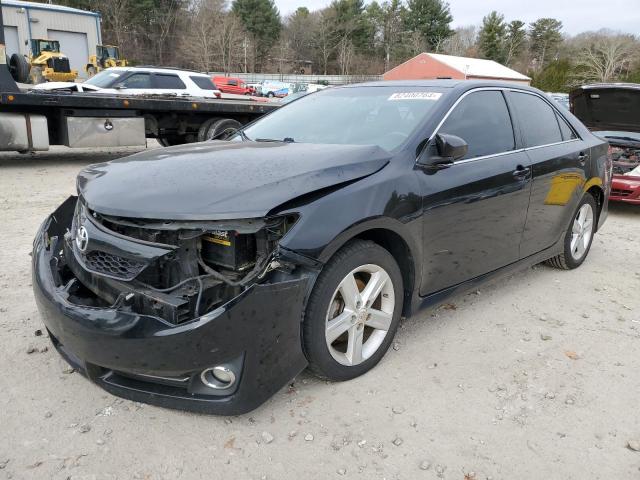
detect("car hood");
top-left (77, 141), bottom-right (391, 220)
top-left (571, 84), bottom-right (640, 133)
top-left (31, 82), bottom-right (101, 92)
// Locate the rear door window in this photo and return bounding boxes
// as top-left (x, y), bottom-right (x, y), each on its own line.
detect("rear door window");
top-left (509, 92), bottom-right (563, 147)
top-left (154, 74), bottom-right (186, 89)
top-left (439, 90), bottom-right (515, 159)
top-left (121, 73), bottom-right (151, 89)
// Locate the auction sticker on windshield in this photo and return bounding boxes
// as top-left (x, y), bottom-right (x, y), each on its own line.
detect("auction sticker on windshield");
top-left (388, 92), bottom-right (442, 101)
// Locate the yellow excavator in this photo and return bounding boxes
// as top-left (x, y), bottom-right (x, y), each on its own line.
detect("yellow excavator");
top-left (85, 45), bottom-right (127, 77)
top-left (28, 39), bottom-right (78, 84)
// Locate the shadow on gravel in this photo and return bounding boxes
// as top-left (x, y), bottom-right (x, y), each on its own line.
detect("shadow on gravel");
top-left (0, 147), bottom-right (149, 169)
top-left (608, 202), bottom-right (639, 218)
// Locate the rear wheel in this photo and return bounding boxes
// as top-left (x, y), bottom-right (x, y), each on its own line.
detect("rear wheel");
top-left (303, 240), bottom-right (403, 381)
top-left (546, 193), bottom-right (597, 270)
top-left (197, 118), bottom-right (242, 142)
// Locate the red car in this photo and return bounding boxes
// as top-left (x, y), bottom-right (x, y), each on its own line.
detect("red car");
top-left (212, 76), bottom-right (254, 96)
top-left (571, 83), bottom-right (640, 204)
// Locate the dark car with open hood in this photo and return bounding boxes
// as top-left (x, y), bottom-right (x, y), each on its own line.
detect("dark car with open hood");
top-left (571, 83), bottom-right (640, 204)
top-left (32, 80), bottom-right (611, 414)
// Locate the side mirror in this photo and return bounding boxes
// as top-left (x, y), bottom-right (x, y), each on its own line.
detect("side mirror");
top-left (417, 133), bottom-right (468, 170)
top-left (435, 133), bottom-right (468, 161)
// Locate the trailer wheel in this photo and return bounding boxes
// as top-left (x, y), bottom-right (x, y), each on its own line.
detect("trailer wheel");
top-left (197, 118), bottom-right (242, 142)
top-left (157, 136), bottom-right (180, 147)
top-left (9, 54), bottom-right (29, 83)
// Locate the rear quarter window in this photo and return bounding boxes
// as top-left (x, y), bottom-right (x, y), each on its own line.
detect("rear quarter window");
top-left (510, 92), bottom-right (563, 147)
top-left (190, 76), bottom-right (217, 90)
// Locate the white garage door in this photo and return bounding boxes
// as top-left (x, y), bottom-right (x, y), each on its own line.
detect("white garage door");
top-left (4, 26), bottom-right (20, 57)
top-left (47, 30), bottom-right (89, 78)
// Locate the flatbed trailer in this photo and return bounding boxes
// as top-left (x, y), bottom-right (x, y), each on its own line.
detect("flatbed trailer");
top-left (0, 8), bottom-right (276, 153)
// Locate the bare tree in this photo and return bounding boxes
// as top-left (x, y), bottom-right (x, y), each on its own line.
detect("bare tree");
top-left (574, 31), bottom-right (637, 83)
top-left (311, 9), bottom-right (339, 75)
top-left (337, 38), bottom-right (354, 75)
top-left (442, 26), bottom-right (477, 56)
top-left (99, 0), bottom-right (133, 53)
top-left (154, 0), bottom-right (183, 65)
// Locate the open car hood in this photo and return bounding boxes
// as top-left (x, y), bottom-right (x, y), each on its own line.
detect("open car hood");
top-left (571, 84), bottom-right (640, 134)
top-left (77, 141), bottom-right (390, 220)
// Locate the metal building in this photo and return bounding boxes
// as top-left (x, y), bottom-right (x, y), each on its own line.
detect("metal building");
top-left (1, 0), bottom-right (101, 78)
top-left (384, 53), bottom-right (531, 85)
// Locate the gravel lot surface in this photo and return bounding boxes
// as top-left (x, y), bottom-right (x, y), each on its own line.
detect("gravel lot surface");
top-left (1, 145), bottom-right (639, 480)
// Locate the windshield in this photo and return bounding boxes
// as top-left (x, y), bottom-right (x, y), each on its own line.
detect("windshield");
top-left (85, 70), bottom-right (124, 88)
top-left (243, 86), bottom-right (447, 151)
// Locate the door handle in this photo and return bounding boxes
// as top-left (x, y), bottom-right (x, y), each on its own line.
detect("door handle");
top-left (578, 152), bottom-right (588, 165)
top-left (512, 165), bottom-right (530, 179)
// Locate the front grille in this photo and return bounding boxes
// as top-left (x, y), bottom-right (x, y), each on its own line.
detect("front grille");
top-left (47, 57), bottom-right (71, 73)
top-left (83, 250), bottom-right (146, 280)
top-left (611, 188), bottom-right (632, 197)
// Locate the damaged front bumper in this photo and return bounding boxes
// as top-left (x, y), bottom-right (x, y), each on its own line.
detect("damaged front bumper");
top-left (32, 197), bottom-right (310, 415)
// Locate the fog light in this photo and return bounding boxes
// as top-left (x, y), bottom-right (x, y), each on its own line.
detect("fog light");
top-left (200, 365), bottom-right (236, 390)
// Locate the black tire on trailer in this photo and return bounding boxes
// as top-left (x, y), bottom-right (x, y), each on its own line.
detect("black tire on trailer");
top-left (197, 118), bottom-right (242, 142)
top-left (9, 54), bottom-right (29, 83)
top-left (157, 136), bottom-right (180, 147)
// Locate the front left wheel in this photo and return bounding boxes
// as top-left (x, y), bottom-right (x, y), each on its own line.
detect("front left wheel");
top-left (303, 240), bottom-right (403, 381)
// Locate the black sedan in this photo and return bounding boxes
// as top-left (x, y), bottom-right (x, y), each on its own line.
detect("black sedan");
top-left (32, 80), bottom-right (611, 414)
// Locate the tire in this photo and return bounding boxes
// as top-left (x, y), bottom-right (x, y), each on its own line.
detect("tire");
top-left (157, 136), bottom-right (180, 147)
top-left (267, 92), bottom-right (274, 98)
top-left (9, 54), bottom-right (29, 83)
top-left (303, 240), bottom-right (404, 381)
top-left (197, 118), bottom-right (242, 142)
top-left (546, 193), bottom-right (597, 270)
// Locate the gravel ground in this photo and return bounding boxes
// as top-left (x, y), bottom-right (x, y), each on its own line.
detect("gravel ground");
top-left (1, 145), bottom-right (639, 480)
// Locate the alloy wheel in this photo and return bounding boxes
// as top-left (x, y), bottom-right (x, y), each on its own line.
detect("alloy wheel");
top-left (570, 203), bottom-right (594, 261)
top-left (325, 264), bottom-right (395, 366)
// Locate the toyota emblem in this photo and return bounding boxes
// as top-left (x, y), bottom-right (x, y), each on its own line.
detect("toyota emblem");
top-left (76, 226), bottom-right (89, 252)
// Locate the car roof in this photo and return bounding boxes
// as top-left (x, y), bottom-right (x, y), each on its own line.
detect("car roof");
top-left (105, 66), bottom-right (208, 76)
top-left (345, 79), bottom-right (540, 92)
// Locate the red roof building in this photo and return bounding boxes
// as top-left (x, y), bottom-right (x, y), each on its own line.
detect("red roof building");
top-left (384, 53), bottom-right (531, 85)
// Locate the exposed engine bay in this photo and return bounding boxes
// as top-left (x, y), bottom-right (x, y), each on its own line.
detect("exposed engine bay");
top-left (49, 197), bottom-right (299, 324)
top-left (610, 144), bottom-right (640, 176)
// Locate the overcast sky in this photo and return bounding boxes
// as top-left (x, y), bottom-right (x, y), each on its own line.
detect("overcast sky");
top-left (273, 0), bottom-right (640, 35)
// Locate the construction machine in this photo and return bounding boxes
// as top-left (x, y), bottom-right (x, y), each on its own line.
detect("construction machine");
top-left (28, 39), bottom-right (78, 84)
top-left (85, 45), bottom-right (127, 77)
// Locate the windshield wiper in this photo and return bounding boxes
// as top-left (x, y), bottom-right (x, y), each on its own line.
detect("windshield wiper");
top-left (255, 137), bottom-right (295, 143)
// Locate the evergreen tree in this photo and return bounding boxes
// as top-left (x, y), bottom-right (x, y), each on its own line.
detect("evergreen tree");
top-left (504, 20), bottom-right (526, 66)
top-left (404, 0), bottom-right (454, 52)
top-left (478, 11), bottom-right (506, 63)
top-left (232, 0), bottom-right (282, 71)
top-left (529, 18), bottom-right (563, 69)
